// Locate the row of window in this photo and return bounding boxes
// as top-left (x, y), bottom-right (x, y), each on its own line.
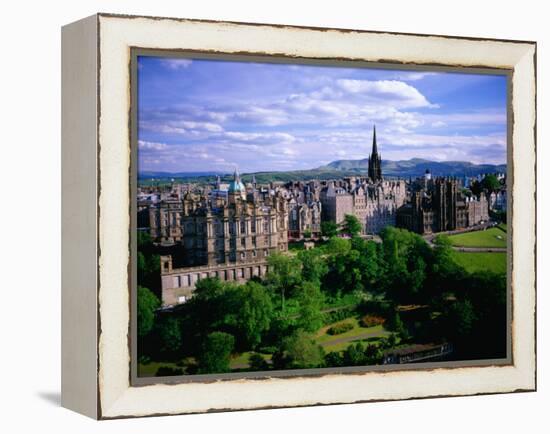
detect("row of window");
top-left (172, 265), bottom-right (268, 288)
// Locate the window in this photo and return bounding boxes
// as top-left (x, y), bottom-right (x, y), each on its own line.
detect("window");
top-left (252, 236), bottom-right (256, 247)
top-left (251, 219), bottom-right (256, 233)
top-left (240, 220), bottom-right (246, 234)
top-left (241, 237), bottom-right (246, 247)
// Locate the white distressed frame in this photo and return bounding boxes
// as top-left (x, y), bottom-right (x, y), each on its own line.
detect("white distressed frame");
top-left (62, 13), bottom-right (536, 419)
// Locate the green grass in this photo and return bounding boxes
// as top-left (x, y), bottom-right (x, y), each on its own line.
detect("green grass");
top-left (451, 251), bottom-right (507, 274)
top-left (229, 351), bottom-right (272, 369)
top-left (314, 317), bottom-right (389, 352)
top-left (323, 292), bottom-right (363, 310)
top-left (138, 361), bottom-right (183, 377)
top-left (448, 228), bottom-right (507, 248)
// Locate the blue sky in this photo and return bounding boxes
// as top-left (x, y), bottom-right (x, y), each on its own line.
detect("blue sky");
top-left (138, 56), bottom-right (507, 174)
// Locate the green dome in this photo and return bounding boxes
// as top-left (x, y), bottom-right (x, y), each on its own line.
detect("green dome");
top-left (228, 169), bottom-right (245, 193)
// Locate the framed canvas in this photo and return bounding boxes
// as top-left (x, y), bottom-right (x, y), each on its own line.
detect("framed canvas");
top-left (61, 13), bottom-right (536, 419)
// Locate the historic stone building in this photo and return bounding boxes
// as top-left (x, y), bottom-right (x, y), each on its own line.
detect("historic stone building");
top-left (396, 175), bottom-right (489, 234)
top-left (288, 198), bottom-right (322, 239)
top-left (152, 170), bottom-right (289, 306)
top-left (320, 126), bottom-right (406, 235)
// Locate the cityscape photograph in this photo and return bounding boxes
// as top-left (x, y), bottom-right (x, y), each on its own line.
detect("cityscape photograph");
top-left (135, 55), bottom-right (508, 377)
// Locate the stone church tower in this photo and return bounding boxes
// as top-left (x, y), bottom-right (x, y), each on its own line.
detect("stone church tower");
top-left (367, 125), bottom-right (382, 182)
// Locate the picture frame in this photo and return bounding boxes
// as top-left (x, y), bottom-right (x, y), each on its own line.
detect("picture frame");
top-left (61, 13), bottom-right (536, 419)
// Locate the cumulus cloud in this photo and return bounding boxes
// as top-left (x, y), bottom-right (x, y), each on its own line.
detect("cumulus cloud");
top-left (138, 140), bottom-right (168, 151)
top-left (336, 79), bottom-right (437, 108)
top-left (137, 58), bottom-right (506, 172)
top-left (160, 58), bottom-right (193, 70)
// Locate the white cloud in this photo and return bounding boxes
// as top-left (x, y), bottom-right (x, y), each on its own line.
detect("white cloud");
top-left (388, 72), bottom-right (437, 81)
top-left (336, 79), bottom-right (437, 108)
top-left (138, 140), bottom-right (168, 151)
top-left (161, 59), bottom-right (193, 70)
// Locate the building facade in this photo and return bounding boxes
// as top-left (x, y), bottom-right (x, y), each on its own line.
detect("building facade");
top-left (319, 126), bottom-right (406, 235)
top-left (153, 170), bottom-right (289, 306)
top-left (396, 176), bottom-right (489, 234)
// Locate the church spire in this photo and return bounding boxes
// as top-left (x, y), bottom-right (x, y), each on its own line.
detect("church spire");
top-left (372, 124), bottom-right (378, 155)
top-left (368, 125), bottom-right (382, 182)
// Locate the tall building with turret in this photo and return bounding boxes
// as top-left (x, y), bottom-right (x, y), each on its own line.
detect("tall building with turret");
top-left (150, 170), bottom-right (288, 306)
top-left (320, 127), bottom-right (406, 234)
top-left (368, 125), bottom-right (382, 182)
top-left (396, 176), bottom-right (489, 234)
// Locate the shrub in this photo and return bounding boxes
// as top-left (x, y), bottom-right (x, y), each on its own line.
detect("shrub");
top-left (343, 342), bottom-right (366, 366)
top-left (325, 351), bottom-right (344, 367)
top-left (248, 353), bottom-right (269, 371)
top-left (258, 346), bottom-right (278, 354)
top-left (322, 306), bottom-right (357, 325)
top-left (156, 366), bottom-right (184, 376)
top-left (327, 322), bottom-right (354, 335)
top-left (360, 314), bottom-right (386, 328)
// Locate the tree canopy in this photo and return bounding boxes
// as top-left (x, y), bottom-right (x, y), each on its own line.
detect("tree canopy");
top-left (137, 286), bottom-right (160, 337)
top-left (198, 331), bottom-right (235, 374)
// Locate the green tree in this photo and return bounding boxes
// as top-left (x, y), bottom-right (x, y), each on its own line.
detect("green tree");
top-left (449, 299), bottom-right (477, 337)
top-left (295, 281), bottom-right (325, 333)
top-left (297, 248), bottom-right (328, 284)
top-left (388, 312), bottom-right (408, 340)
top-left (303, 229), bottom-right (312, 239)
top-left (137, 286), bottom-right (160, 337)
top-left (235, 281), bottom-right (274, 349)
top-left (188, 278), bottom-right (237, 332)
top-left (470, 180), bottom-right (482, 196)
top-left (155, 316), bottom-right (182, 357)
top-left (341, 214), bottom-right (362, 237)
top-left (481, 174), bottom-right (500, 194)
top-left (324, 351), bottom-right (344, 367)
top-left (321, 221), bottom-right (339, 238)
top-left (343, 342), bottom-right (366, 366)
top-left (324, 236), bottom-right (351, 256)
top-left (282, 330), bottom-right (325, 369)
top-left (198, 331), bottom-right (235, 374)
top-left (266, 252), bottom-right (302, 312)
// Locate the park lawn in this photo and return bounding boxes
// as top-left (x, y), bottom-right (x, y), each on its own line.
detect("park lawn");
top-left (315, 317), bottom-right (389, 350)
top-left (448, 227), bottom-right (507, 248)
top-left (230, 351), bottom-right (272, 369)
top-left (451, 251), bottom-right (507, 274)
top-left (322, 292), bottom-right (363, 310)
top-left (138, 361), bottom-right (183, 377)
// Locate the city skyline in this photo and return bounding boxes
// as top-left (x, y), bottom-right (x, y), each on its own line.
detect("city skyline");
top-left (138, 56), bottom-right (507, 173)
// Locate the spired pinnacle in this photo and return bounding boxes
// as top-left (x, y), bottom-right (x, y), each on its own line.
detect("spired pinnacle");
top-left (372, 124), bottom-right (378, 155)
top-left (368, 125), bottom-right (382, 182)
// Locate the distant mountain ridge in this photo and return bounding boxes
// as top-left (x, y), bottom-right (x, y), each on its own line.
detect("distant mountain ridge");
top-left (138, 159), bottom-right (506, 185)
top-left (139, 170), bottom-right (227, 179)
top-left (321, 158), bottom-right (506, 177)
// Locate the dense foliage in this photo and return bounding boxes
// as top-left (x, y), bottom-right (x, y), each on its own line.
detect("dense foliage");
top-left (137, 222), bottom-right (507, 375)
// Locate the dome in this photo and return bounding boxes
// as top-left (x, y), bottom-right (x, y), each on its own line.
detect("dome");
top-left (228, 169), bottom-right (246, 193)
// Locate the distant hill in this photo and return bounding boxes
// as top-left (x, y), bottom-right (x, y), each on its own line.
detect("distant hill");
top-left (321, 158), bottom-right (506, 178)
top-left (137, 159), bottom-right (506, 186)
top-left (139, 171), bottom-right (227, 179)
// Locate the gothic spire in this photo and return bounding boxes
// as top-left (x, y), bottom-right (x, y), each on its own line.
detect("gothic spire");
top-left (368, 125), bottom-right (382, 182)
top-left (372, 124), bottom-right (378, 156)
